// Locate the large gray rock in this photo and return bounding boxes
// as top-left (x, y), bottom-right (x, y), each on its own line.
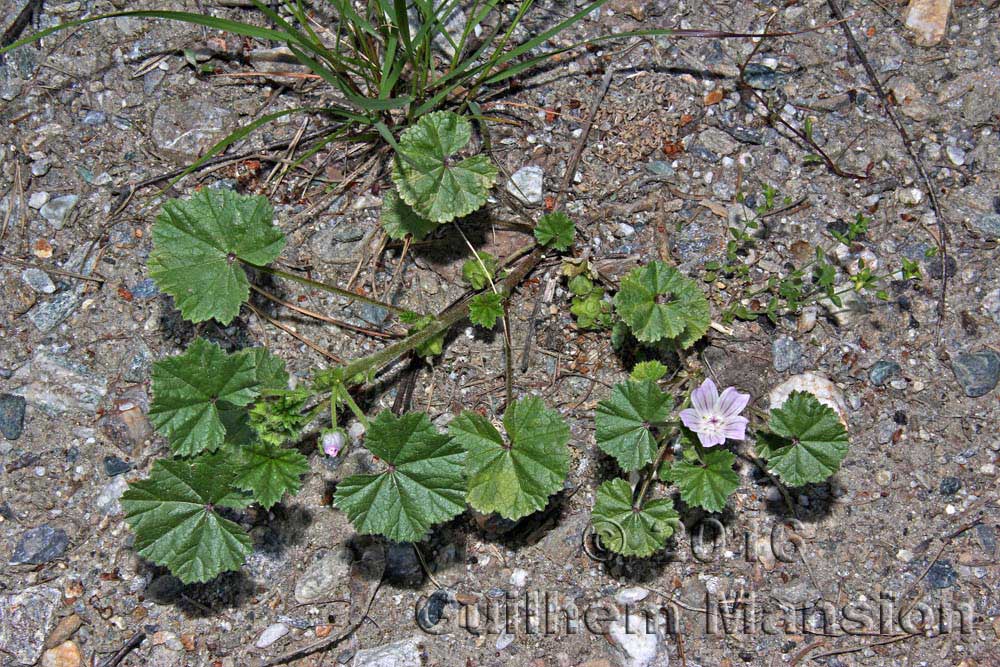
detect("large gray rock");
top-left (11, 526), bottom-right (68, 565)
top-left (293, 547), bottom-right (352, 604)
top-left (0, 586), bottom-right (62, 666)
top-left (10, 351), bottom-right (108, 415)
top-left (352, 637), bottom-right (422, 667)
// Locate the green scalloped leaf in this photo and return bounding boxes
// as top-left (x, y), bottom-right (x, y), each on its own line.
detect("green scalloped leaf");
top-left (450, 396), bottom-right (570, 521)
top-left (613, 261), bottom-right (711, 347)
top-left (232, 442), bottom-right (310, 509)
top-left (595, 380), bottom-right (672, 472)
top-left (380, 189), bottom-right (438, 241)
top-left (534, 211), bottom-right (575, 251)
top-left (122, 454), bottom-right (252, 584)
top-left (662, 448), bottom-right (739, 513)
top-left (764, 391), bottom-right (849, 486)
top-left (149, 338), bottom-right (260, 457)
top-left (333, 411), bottom-right (466, 542)
top-left (630, 361), bottom-right (668, 382)
top-left (591, 479), bottom-right (679, 558)
top-left (391, 111), bottom-right (498, 223)
top-left (149, 189), bottom-right (285, 324)
top-left (468, 292), bottom-right (504, 329)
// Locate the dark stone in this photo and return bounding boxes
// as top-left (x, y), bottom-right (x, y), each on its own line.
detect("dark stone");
top-left (11, 525), bottom-right (69, 564)
top-left (416, 589), bottom-right (454, 628)
top-left (939, 477), bottom-right (961, 495)
top-left (0, 393), bottom-right (27, 440)
top-left (103, 455), bottom-right (132, 477)
top-left (925, 560), bottom-right (958, 589)
top-left (893, 410), bottom-right (907, 425)
top-left (384, 542), bottom-right (423, 586)
top-left (743, 63), bottom-right (786, 89)
top-left (976, 524), bottom-right (996, 556)
top-left (869, 360), bottom-right (901, 386)
top-left (952, 350), bottom-right (1000, 397)
top-left (130, 278), bottom-right (159, 300)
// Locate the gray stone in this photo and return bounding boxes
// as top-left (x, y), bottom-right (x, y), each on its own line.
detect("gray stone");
top-left (28, 191), bottom-right (49, 209)
top-left (103, 455), bottom-right (132, 477)
top-left (123, 341), bottom-right (153, 383)
top-left (95, 476), bottom-right (129, 515)
top-left (39, 195), bottom-right (79, 228)
top-left (11, 526), bottom-right (69, 564)
top-left (926, 560), bottom-right (958, 589)
top-left (608, 609), bottom-right (660, 667)
top-left (0, 586), bottom-right (62, 665)
top-left (506, 165), bottom-right (544, 205)
top-left (26, 291), bottom-right (81, 332)
top-left (952, 350), bottom-right (1000, 397)
top-left (772, 336), bottom-right (802, 373)
top-left (294, 548), bottom-right (352, 604)
top-left (351, 637), bottom-right (422, 667)
top-left (743, 63), bottom-right (786, 89)
top-left (869, 360), bottom-right (901, 387)
top-left (976, 524), bottom-right (996, 556)
top-left (30, 158), bottom-right (51, 177)
top-left (21, 268), bottom-right (56, 294)
top-left (10, 351), bottom-right (108, 415)
top-left (151, 98), bottom-right (237, 163)
top-left (646, 160), bottom-right (675, 177)
top-left (0, 393), bottom-right (26, 440)
top-left (698, 127), bottom-right (738, 156)
top-left (939, 476), bottom-right (961, 495)
top-left (130, 278), bottom-right (159, 300)
top-left (82, 110), bottom-right (107, 125)
top-left (255, 623), bottom-right (289, 649)
top-left (973, 213), bottom-right (1000, 239)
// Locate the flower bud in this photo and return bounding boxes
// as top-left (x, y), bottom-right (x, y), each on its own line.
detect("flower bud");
top-left (322, 430), bottom-right (346, 457)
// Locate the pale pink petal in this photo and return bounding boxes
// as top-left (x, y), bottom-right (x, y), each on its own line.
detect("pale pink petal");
top-left (717, 387), bottom-right (750, 418)
top-left (697, 430), bottom-right (726, 447)
top-left (721, 416), bottom-right (748, 440)
top-left (679, 408), bottom-right (701, 431)
top-left (690, 378), bottom-right (718, 414)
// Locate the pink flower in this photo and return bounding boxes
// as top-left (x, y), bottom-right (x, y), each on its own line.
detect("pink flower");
top-left (680, 379), bottom-right (749, 447)
top-left (322, 430), bottom-right (346, 457)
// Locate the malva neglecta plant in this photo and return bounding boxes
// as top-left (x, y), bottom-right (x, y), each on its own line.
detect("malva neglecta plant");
top-left (120, 132), bottom-right (853, 578)
top-left (2, 3), bottom-right (872, 582)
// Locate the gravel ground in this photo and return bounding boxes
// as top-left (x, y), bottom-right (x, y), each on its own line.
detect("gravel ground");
top-left (1, 1), bottom-right (998, 666)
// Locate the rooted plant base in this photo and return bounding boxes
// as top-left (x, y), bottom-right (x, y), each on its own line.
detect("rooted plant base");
top-left (1, 1), bottom-right (998, 667)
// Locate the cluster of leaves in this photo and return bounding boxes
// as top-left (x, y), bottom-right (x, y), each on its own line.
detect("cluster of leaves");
top-left (561, 258), bottom-right (711, 348)
top-left (590, 375), bottom-right (851, 558)
top-left (333, 397), bottom-right (571, 541)
top-left (586, 276), bottom-right (849, 560)
top-left (707, 185), bottom-right (922, 323)
top-left (124, 339), bottom-right (310, 582)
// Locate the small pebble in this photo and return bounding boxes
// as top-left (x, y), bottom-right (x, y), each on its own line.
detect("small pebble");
top-left (254, 623), bottom-right (289, 649)
top-left (952, 350), bottom-right (1000, 397)
top-left (939, 477), bottom-right (962, 495)
top-left (21, 268), bottom-right (56, 294)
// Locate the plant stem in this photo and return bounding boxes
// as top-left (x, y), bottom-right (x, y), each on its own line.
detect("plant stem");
top-left (636, 427), bottom-right (676, 506)
top-left (341, 242), bottom-right (542, 384)
top-left (249, 263), bottom-right (418, 316)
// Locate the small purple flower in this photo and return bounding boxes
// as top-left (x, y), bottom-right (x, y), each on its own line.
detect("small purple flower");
top-left (322, 430), bottom-right (346, 458)
top-left (680, 379), bottom-right (749, 448)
